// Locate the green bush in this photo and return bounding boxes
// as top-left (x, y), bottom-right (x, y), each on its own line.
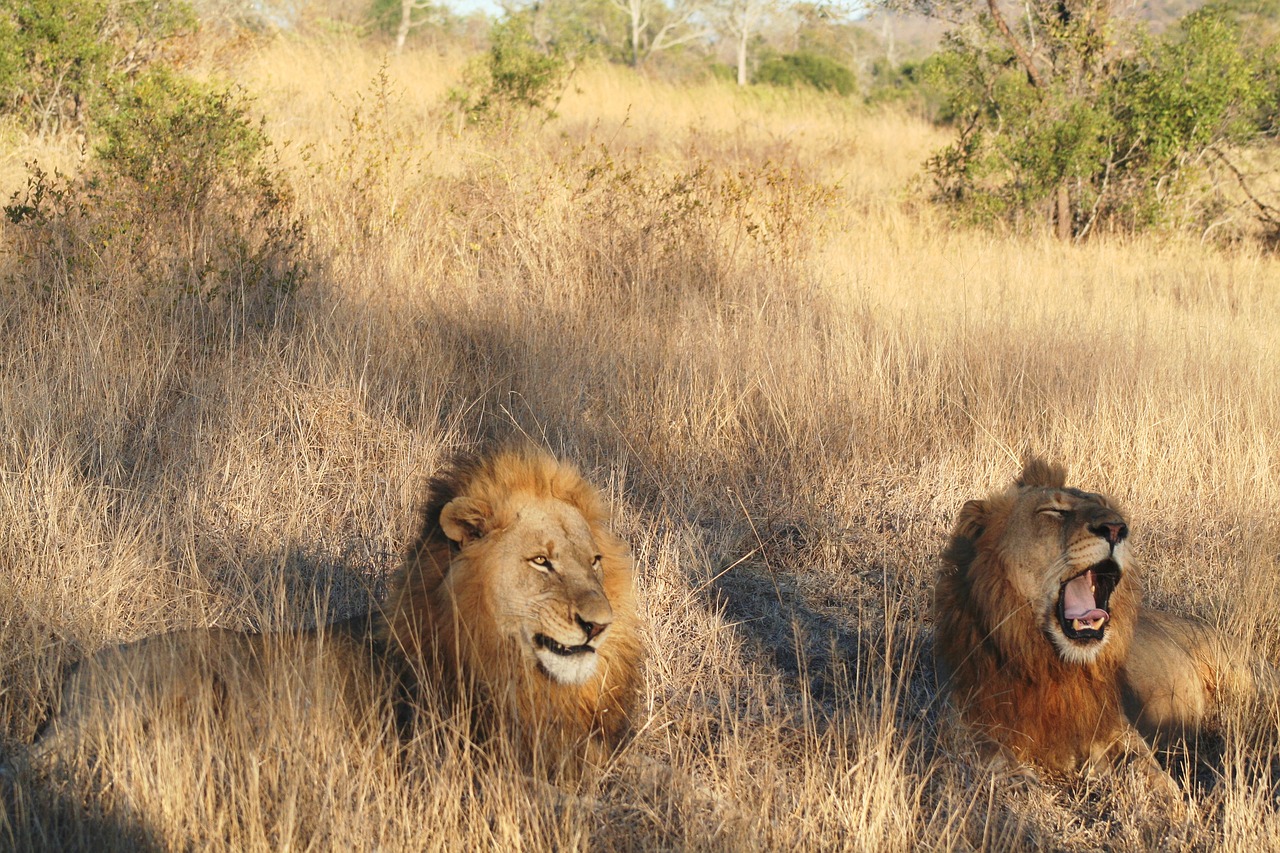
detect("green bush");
top-left (865, 56), bottom-right (952, 119)
top-left (1124, 13), bottom-right (1261, 162)
top-left (0, 0), bottom-right (194, 134)
top-left (1109, 11), bottom-right (1264, 226)
top-left (755, 51), bottom-right (856, 96)
top-left (447, 13), bottom-right (572, 129)
top-left (927, 6), bottom-right (1271, 237)
top-left (0, 0), bottom-right (112, 133)
top-left (708, 63), bottom-right (738, 84)
top-left (1189, 0), bottom-right (1280, 136)
top-left (6, 70), bottom-right (306, 306)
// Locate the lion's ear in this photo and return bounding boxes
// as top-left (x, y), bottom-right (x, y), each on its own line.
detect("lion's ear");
top-left (954, 499), bottom-right (988, 542)
top-left (1017, 457), bottom-right (1066, 488)
top-left (943, 499), bottom-right (988, 570)
top-left (439, 497), bottom-right (494, 546)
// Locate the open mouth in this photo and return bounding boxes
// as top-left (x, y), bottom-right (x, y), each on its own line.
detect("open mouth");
top-left (1056, 561), bottom-right (1121, 642)
top-left (533, 633), bottom-right (595, 657)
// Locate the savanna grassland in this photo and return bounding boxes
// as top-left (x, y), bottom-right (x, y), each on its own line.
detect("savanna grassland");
top-left (2, 34), bottom-right (1280, 851)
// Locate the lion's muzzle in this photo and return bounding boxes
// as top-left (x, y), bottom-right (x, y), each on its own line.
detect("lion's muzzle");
top-left (1057, 561), bottom-right (1121, 641)
top-left (533, 633), bottom-right (598, 657)
top-left (531, 594), bottom-right (613, 685)
top-left (1089, 520), bottom-right (1128, 546)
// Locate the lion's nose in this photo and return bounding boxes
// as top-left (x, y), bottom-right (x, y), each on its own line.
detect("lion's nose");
top-left (1091, 521), bottom-right (1128, 545)
top-left (576, 613), bottom-right (610, 642)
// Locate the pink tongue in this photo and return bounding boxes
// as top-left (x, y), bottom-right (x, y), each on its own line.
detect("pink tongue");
top-left (1062, 570), bottom-right (1108, 622)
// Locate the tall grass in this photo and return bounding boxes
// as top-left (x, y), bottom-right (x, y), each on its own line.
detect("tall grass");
top-left (2, 36), bottom-right (1278, 850)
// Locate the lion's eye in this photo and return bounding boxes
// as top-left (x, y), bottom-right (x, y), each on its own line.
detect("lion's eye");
top-left (591, 555), bottom-right (602, 575)
top-left (1038, 507), bottom-right (1067, 519)
top-left (529, 555), bottom-right (554, 572)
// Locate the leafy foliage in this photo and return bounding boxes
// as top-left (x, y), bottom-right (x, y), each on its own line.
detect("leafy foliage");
top-left (0, 0), bottom-right (195, 134)
top-left (5, 71), bottom-right (306, 306)
top-left (1203, 0), bottom-right (1280, 135)
top-left (864, 58), bottom-right (949, 117)
top-left (447, 13), bottom-right (573, 129)
top-left (926, 4), bottom-right (1274, 238)
top-left (756, 51), bottom-right (857, 96)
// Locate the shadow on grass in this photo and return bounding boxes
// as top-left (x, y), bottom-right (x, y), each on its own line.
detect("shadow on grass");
top-left (1, 761), bottom-right (163, 853)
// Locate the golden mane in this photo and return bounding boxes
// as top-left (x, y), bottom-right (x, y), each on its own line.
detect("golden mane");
top-left (382, 445), bottom-right (644, 763)
top-left (934, 458), bottom-right (1142, 775)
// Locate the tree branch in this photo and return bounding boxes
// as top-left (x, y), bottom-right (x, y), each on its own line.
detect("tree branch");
top-left (1210, 146), bottom-right (1280, 227)
top-left (988, 0), bottom-right (1043, 89)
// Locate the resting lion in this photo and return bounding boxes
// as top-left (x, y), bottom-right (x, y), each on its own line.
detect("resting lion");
top-left (36, 446), bottom-right (645, 772)
top-left (933, 457), bottom-right (1274, 783)
top-left (384, 444), bottom-right (644, 765)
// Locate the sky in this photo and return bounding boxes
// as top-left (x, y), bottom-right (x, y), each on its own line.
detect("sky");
top-left (445, 0), bottom-right (503, 17)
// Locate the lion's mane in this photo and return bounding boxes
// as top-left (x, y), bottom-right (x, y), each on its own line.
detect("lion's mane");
top-left (933, 459), bottom-right (1142, 774)
top-left (381, 446), bottom-right (644, 759)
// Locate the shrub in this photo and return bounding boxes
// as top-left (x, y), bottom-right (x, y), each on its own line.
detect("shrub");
top-left (5, 70), bottom-right (306, 306)
top-left (447, 12), bottom-right (572, 129)
top-left (0, 0), bottom-right (194, 134)
top-left (1191, 0), bottom-right (1280, 136)
top-left (926, 5), bottom-right (1273, 239)
top-left (755, 51), bottom-right (856, 96)
top-left (864, 57), bottom-right (951, 119)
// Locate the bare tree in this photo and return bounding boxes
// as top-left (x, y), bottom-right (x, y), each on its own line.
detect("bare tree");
top-left (611, 0), bottom-right (712, 67)
top-left (713, 0), bottom-right (781, 85)
top-left (395, 0), bottom-right (442, 52)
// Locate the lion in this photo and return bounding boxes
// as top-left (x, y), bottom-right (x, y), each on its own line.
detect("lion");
top-left (933, 457), bottom-right (1274, 784)
top-left (382, 444), bottom-right (645, 767)
top-left (34, 446), bottom-right (644, 774)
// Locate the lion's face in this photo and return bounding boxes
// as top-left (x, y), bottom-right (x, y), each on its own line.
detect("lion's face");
top-left (994, 484), bottom-right (1131, 665)
top-left (935, 458), bottom-right (1148, 773)
top-left (439, 492), bottom-right (617, 686)
top-left (387, 447), bottom-right (644, 759)
top-left (945, 458), bottom-right (1138, 669)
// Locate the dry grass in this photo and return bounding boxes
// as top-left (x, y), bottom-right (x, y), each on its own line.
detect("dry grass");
top-left (2, 35), bottom-right (1280, 851)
